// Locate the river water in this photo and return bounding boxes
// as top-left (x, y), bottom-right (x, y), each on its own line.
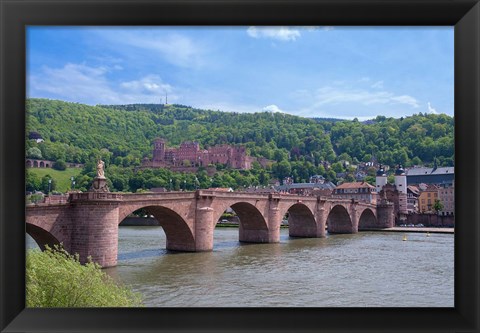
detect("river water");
top-left (27, 226), bottom-right (454, 307)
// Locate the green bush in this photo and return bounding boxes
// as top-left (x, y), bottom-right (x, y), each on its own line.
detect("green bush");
top-left (53, 159), bottom-right (67, 171)
top-left (26, 245), bottom-right (143, 307)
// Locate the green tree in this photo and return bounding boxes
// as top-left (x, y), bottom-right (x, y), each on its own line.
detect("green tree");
top-left (26, 170), bottom-right (41, 192)
top-left (27, 147), bottom-right (42, 159)
top-left (53, 159), bottom-right (67, 171)
top-left (26, 245), bottom-right (142, 307)
top-left (40, 175), bottom-right (56, 194)
top-left (433, 199), bottom-right (444, 213)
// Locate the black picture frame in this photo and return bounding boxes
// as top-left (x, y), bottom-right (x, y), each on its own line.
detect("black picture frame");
top-left (1, 0), bottom-right (479, 332)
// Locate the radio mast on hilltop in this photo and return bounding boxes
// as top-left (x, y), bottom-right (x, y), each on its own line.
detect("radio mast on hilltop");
top-left (165, 92), bottom-right (168, 105)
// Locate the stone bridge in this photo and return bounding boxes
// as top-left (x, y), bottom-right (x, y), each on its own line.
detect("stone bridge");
top-left (26, 190), bottom-right (394, 267)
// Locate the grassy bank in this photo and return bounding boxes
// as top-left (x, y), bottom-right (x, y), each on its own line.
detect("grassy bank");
top-left (28, 167), bottom-right (83, 193)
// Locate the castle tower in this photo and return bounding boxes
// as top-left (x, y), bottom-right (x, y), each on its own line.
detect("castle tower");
top-left (375, 165), bottom-right (387, 192)
top-left (394, 165), bottom-right (407, 194)
top-left (153, 138), bottom-right (166, 162)
top-left (394, 165), bottom-right (408, 220)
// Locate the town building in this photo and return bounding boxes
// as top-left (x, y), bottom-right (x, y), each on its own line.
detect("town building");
top-left (437, 181), bottom-right (455, 216)
top-left (276, 176), bottom-right (336, 196)
top-left (406, 164), bottom-right (454, 185)
top-left (418, 184), bottom-right (439, 213)
top-left (406, 185), bottom-right (420, 214)
top-left (332, 181), bottom-right (376, 204)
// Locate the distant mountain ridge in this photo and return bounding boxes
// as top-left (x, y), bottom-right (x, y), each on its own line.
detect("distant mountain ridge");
top-left (26, 98), bottom-right (454, 170)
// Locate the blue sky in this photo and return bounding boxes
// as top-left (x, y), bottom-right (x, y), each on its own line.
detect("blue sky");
top-left (27, 26), bottom-right (453, 120)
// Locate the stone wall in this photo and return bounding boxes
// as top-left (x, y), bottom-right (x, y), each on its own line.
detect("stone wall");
top-left (405, 214), bottom-right (455, 227)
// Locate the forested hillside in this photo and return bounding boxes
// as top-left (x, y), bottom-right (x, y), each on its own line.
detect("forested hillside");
top-left (25, 98), bottom-right (454, 192)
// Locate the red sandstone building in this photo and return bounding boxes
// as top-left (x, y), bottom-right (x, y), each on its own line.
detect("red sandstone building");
top-left (143, 138), bottom-right (261, 170)
top-left (332, 182), bottom-right (377, 204)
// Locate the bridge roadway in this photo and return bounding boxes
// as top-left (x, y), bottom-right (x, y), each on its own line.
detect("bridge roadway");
top-left (26, 190), bottom-right (394, 267)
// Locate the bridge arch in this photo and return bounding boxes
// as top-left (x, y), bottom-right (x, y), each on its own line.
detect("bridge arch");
top-left (213, 201), bottom-right (268, 230)
top-left (327, 204), bottom-right (353, 234)
top-left (119, 205), bottom-right (196, 252)
top-left (358, 208), bottom-right (378, 230)
top-left (280, 203), bottom-right (317, 238)
top-left (212, 200), bottom-right (269, 243)
top-left (26, 223), bottom-right (61, 250)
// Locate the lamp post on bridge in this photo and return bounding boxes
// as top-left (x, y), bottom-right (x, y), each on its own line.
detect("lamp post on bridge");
top-left (184, 180), bottom-right (186, 191)
top-left (48, 179), bottom-right (52, 194)
top-left (169, 178), bottom-right (172, 191)
top-left (70, 176), bottom-right (75, 190)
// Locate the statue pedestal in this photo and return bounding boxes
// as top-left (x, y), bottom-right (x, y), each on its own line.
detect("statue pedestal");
top-left (90, 177), bottom-right (110, 192)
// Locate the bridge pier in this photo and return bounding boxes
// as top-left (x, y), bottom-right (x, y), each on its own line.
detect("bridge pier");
top-left (266, 205), bottom-right (281, 243)
top-left (67, 193), bottom-right (123, 268)
top-left (70, 202), bottom-right (120, 268)
top-left (315, 203), bottom-right (327, 237)
top-left (195, 206), bottom-right (215, 251)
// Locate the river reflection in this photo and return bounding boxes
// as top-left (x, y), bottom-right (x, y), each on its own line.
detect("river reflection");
top-left (96, 226), bottom-right (454, 307)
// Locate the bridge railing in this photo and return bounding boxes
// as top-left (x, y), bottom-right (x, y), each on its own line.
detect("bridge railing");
top-left (121, 191), bottom-right (196, 201)
top-left (26, 194), bottom-right (70, 206)
top-left (70, 192), bottom-right (123, 202)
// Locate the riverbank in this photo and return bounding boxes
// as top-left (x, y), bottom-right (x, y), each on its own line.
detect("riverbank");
top-left (364, 227), bottom-right (454, 234)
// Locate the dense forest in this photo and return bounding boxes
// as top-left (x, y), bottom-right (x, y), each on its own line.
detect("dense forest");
top-left (25, 98), bottom-right (454, 193)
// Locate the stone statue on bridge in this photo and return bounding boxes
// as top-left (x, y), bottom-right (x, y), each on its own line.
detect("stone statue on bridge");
top-left (90, 159), bottom-right (109, 192)
top-left (96, 159), bottom-right (105, 179)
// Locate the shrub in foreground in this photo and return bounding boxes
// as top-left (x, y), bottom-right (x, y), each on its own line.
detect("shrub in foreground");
top-left (26, 245), bottom-right (143, 307)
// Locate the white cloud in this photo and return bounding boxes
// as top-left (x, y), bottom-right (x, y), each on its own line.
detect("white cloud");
top-left (371, 80), bottom-right (384, 89)
top-left (121, 75), bottom-right (172, 95)
top-left (29, 63), bottom-right (118, 103)
top-left (309, 85), bottom-right (419, 108)
top-left (262, 104), bottom-right (284, 113)
top-left (427, 102), bottom-right (438, 114)
top-left (391, 95), bottom-right (419, 108)
top-left (29, 63), bottom-right (177, 105)
top-left (96, 30), bottom-right (205, 68)
top-left (247, 26), bottom-right (301, 41)
top-left (292, 84), bottom-right (420, 119)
